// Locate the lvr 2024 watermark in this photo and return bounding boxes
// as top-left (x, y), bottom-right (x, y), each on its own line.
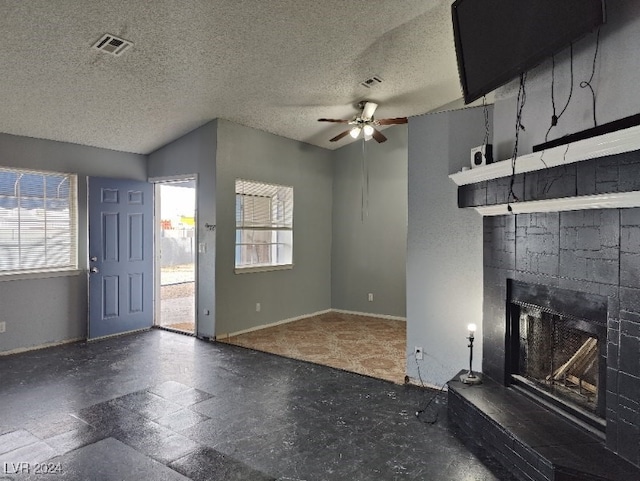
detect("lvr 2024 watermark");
top-left (3, 462), bottom-right (62, 475)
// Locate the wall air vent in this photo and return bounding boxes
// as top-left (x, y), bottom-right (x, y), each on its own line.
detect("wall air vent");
top-left (92, 34), bottom-right (133, 56)
top-left (360, 75), bottom-right (383, 89)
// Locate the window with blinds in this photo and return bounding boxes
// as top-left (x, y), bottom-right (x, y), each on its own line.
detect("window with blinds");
top-left (235, 179), bottom-right (293, 271)
top-left (0, 167), bottom-right (78, 275)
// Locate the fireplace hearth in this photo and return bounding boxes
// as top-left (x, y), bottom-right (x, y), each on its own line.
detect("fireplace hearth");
top-left (507, 280), bottom-right (607, 425)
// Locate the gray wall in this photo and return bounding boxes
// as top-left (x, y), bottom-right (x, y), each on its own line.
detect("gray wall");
top-left (215, 120), bottom-right (333, 336)
top-left (406, 107), bottom-right (489, 387)
top-left (493, 0), bottom-right (640, 160)
top-left (0, 133), bottom-right (146, 353)
top-left (147, 120), bottom-right (218, 338)
top-left (331, 126), bottom-right (407, 317)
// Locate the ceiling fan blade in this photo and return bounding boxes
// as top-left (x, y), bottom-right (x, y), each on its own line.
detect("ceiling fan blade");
top-left (318, 118), bottom-right (350, 123)
top-left (329, 130), bottom-right (351, 142)
top-left (376, 117), bottom-right (408, 125)
top-left (361, 102), bottom-right (378, 121)
top-left (371, 129), bottom-right (387, 143)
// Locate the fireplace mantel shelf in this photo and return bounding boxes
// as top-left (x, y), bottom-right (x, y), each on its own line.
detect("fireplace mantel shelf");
top-left (448, 123), bottom-right (640, 215)
top-left (473, 191), bottom-right (640, 216)
top-left (449, 123), bottom-right (640, 186)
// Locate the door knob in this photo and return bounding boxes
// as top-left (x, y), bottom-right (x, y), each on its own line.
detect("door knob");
top-left (90, 267), bottom-right (99, 273)
top-left (90, 256), bottom-right (98, 262)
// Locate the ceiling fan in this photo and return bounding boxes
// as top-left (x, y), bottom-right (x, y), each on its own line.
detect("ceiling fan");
top-left (318, 101), bottom-right (408, 143)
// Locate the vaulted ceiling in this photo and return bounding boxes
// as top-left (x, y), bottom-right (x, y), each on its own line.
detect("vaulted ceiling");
top-left (0, 0), bottom-right (465, 154)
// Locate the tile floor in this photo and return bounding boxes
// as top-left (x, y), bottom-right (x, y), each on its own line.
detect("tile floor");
top-left (221, 312), bottom-right (406, 384)
top-left (0, 330), bottom-right (515, 481)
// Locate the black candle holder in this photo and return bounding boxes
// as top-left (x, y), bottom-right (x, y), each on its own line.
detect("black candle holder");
top-left (460, 324), bottom-right (482, 385)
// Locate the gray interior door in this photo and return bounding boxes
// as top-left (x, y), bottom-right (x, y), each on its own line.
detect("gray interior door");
top-left (88, 176), bottom-right (153, 339)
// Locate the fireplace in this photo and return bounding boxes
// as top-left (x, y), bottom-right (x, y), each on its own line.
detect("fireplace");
top-left (455, 139), bottom-right (640, 470)
top-left (448, 271), bottom-right (640, 480)
top-left (506, 280), bottom-right (607, 427)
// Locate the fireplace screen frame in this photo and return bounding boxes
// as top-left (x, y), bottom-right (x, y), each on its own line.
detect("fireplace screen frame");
top-left (505, 280), bottom-right (608, 422)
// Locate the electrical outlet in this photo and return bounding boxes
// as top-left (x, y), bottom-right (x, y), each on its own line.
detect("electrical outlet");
top-left (256, 303), bottom-right (261, 312)
top-left (414, 346), bottom-right (423, 360)
top-left (0, 321), bottom-right (5, 333)
top-left (368, 293), bottom-right (374, 302)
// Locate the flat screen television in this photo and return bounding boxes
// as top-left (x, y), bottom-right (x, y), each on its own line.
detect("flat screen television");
top-left (452, 0), bottom-right (606, 104)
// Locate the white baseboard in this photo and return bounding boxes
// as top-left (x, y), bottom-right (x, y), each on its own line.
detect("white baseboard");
top-left (330, 309), bottom-right (406, 322)
top-left (218, 309), bottom-right (333, 340)
top-left (1, 327), bottom-right (155, 356)
top-left (0, 337), bottom-right (84, 356)
top-left (218, 308), bottom-right (406, 340)
top-left (88, 327), bottom-right (151, 342)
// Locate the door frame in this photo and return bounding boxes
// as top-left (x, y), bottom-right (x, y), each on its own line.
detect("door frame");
top-left (151, 174), bottom-right (198, 335)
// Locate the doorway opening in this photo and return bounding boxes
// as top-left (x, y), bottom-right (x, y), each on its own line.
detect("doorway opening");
top-left (155, 179), bottom-right (196, 334)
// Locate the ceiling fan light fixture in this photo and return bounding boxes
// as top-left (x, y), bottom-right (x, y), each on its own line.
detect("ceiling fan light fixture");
top-left (318, 102), bottom-right (406, 144)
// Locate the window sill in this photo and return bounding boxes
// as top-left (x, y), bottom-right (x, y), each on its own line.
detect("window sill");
top-left (234, 264), bottom-right (293, 274)
top-left (0, 268), bottom-right (83, 282)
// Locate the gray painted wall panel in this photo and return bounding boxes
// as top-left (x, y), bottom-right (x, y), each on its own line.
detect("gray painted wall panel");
top-left (494, 0), bottom-right (640, 160)
top-left (406, 107), bottom-right (489, 387)
top-left (148, 120), bottom-right (218, 338)
top-left (0, 133), bottom-right (146, 352)
top-left (331, 126), bottom-right (407, 317)
top-left (215, 120), bottom-right (333, 336)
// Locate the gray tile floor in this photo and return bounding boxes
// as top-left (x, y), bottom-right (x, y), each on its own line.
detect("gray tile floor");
top-left (0, 330), bottom-right (515, 480)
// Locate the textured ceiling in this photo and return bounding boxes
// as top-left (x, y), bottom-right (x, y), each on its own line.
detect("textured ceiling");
top-left (0, 0), bottom-right (463, 154)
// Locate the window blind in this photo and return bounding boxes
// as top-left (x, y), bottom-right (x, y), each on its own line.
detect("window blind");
top-left (0, 167), bottom-right (78, 274)
top-left (235, 179), bottom-right (293, 270)
top-left (235, 179), bottom-right (293, 230)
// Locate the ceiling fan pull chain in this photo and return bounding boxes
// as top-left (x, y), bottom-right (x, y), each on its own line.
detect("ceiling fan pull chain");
top-left (361, 138), bottom-right (369, 222)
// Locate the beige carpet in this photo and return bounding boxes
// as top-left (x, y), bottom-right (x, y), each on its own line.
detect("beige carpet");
top-left (220, 312), bottom-right (406, 384)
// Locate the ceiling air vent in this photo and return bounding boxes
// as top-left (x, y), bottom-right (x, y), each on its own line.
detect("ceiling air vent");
top-left (92, 34), bottom-right (133, 56)
top-left (360, 75), bottom-right (383, 89)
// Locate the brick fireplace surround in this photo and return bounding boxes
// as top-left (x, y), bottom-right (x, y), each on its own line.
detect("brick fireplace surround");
top-left (448, 150), bottom-right (640, 480)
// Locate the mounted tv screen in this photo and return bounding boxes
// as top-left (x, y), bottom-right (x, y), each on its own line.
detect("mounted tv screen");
top-left (452, 0), bottom-right (605, 104)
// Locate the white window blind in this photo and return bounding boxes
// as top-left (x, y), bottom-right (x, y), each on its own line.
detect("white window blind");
top-left (0, 167), bottom-right (78, 274)
top-left (235, 179), bottom-right (293, 271)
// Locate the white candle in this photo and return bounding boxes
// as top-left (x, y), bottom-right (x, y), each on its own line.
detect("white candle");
top-left (467, 323), bottom-right (477, 338)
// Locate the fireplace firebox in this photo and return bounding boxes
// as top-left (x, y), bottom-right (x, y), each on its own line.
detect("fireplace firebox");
top-left (506, 280), bottom-right (607, 426)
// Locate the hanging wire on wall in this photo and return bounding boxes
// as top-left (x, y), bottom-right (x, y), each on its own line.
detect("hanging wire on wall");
top-left (580, 27), bottom-right (602, 128)
top-left (482, 95), bottom-right (490, 146)
top-left (507, 73), bottom-right (527, 213)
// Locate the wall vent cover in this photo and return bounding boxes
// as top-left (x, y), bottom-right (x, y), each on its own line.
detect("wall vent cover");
top-left (360, 75), bottom-right (383, 89)
top-left (92, 34), bottom-right (133, 56)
